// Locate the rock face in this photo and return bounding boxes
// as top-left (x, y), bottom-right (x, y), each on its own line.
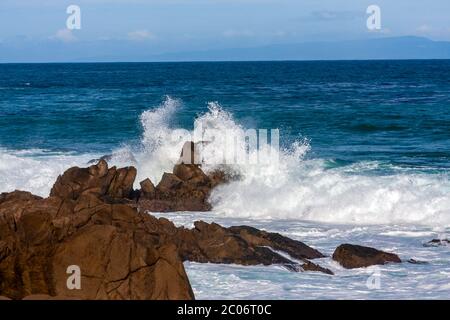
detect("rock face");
top-left (50, 160), bottom-right (137, 201)
top-left (332, 244), bottom-right (401, 269)
top-left (0, 162), bottom-right (194, 300)
top-left (156, 221), bottom-right (331, 274)
top-left (137, 142), bottom-right (229, 212)
top-left (0, 158), bottom-right (331, 300)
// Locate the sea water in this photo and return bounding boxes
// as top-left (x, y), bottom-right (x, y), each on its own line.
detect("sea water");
top-left (1, 61), bottom-right (449, 299)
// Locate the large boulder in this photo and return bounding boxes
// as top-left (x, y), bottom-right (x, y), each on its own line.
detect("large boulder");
top-left (50, 160), bottom-right (137, 201)
top-left (0, 163), bottom-right (194, 300)
top-left (332, 244), bottom-right (401, 269)
top-left (137, 142), bottom-right (229, 212)
top-left (159, 220), bottom-right (332, 274)
top-left (0, 160), bottom-right (334, 300)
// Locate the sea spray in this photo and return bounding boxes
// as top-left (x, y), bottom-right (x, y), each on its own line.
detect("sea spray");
top-left (0, 148), bottom-right (95, 197)
top-left (130, 97), bottom-right (450, 226)
top-left (1, 97), bottom-right (449, 226)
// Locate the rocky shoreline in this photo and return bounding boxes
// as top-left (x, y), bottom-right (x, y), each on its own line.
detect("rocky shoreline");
top-left (0, 143), bottom-right (410, 300)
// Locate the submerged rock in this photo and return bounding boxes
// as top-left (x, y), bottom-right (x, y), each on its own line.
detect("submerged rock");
top-left (423, 239), bottom-right (450, 247)
top-left (332, 244), bottom-right (401, 269)
top-left (407, 259), bottom-right (429, 265)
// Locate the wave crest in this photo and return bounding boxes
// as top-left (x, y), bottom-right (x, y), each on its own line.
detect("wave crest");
top-left (1, 96), bottom-right (449, 227)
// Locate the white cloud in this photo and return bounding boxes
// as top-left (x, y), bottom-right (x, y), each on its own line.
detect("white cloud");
top-left (417, 24), bottom-right (433, 33)
top-left (310, 10), bottom-right (360, 21)
top-left (127, 30), bottom-right (156, 41)
top-left (270, 30), bottom-right (287, 37)
top-left (222, 29), bottom-right (254, 38)
top-left (52, 29), bottom-right (77, 43)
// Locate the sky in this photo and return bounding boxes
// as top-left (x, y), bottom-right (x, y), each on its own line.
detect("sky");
top-left (0, 0), bottom-right (450, 62)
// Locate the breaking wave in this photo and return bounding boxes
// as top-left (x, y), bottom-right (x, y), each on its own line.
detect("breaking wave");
top-left (1, 96), bottom-right (449, 226)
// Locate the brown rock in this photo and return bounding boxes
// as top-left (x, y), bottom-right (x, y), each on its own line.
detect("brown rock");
top-left (170, 221), bottom-right (331, 274)
top-left (139, 169), bottom-right (212, 212)
top-left (207, 168), bottom-right (230, 188)
top-left (300, 261), bottom-right (334, 275)
top-left (173, 164), bottom-right (209, 185)
top-left (21, 294), bottom-right (81, 300)
top-left (136, 142), bottom-right (231, 212)
top-left (0, 172), bottom-right (194, 300)
top-left (157, 173), bottom-right (183, 192)
top-left (0, 190), bottom-right (42, 204)
top-left (139, 178), bottom-right (155, 199)
top-left (332, 244), bottom-right (401, 269)
top-left (423, 239), bottom-right (450, 247)
top-left (407, 259), bottom-right (428, 265)
top-left (50, 160), bottom-right (136, 200)
top-left (228, 225), bottom-right (324, 260)
top-left (107, 167), bottom-right (137, 199)
top-left (0, 159), bottom-right (336, 301)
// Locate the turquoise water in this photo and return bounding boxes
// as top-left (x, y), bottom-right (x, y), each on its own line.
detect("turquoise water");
top-left (1, 61), bottom-right (449, 171)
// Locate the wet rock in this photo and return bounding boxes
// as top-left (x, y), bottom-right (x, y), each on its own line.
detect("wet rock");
top-left (138, 165), bottom-right (224, 212)
top-left (87, 154), bottom-right (113, 165)
top-left (207, 168), bottom-right (231, 188)
top-left (407, 259), bottom-right (429, 265)
top-left (169, 221), bottom-right (331, 274)
top-left (423, 239), bottom-right (450, 247)
top-left (136, 141), bottom-right (232, 212)
top-left (21, 294), bottom-right (81, 300)
top-left (139, 178), bottom-right (155, 199)
top-left (0, 240), bottom-right (10, 261)
top-left (300, 261), bottom-right (334, 275)
top-left (87, 152), bottom-right (137, 166)
top-left (0, 159), bottom-right (335, 300)
top-left (173, 164), bottom-right (209, 185)
top-left (0, 173), bottom-right (194, 300)
top-left (0, 190), bottom-right (42, 204)
top-left (157, 173), bottom-right (184, 192)
top-left (228, 225), bottom-right (325, 260)
top-left (50, 160), bottom-right (137, 200)
top-left (332, 244), bottom-right (401, 269)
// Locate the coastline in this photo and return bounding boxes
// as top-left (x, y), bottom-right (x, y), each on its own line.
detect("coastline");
top-left (2, 148), bottom-right (446, 300)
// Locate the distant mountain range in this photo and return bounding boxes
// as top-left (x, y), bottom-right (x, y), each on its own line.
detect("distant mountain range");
top-left (150, 36), bottom-right (450, 62)
top-left (1, 36), bottom-right (450, 63)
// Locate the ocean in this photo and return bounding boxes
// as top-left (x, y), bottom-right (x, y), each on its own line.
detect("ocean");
top-left (1, 61), bottom-right (450, 299)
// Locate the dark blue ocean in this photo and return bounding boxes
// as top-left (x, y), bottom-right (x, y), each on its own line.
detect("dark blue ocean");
top-left (1, 61), bottom-right (449, 171)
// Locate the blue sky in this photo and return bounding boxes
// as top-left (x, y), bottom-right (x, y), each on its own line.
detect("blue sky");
top-left (1, 0), bottom-right (449, 61)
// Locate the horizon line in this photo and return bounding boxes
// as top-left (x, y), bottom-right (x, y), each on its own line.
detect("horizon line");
top-left (2, 58), bottom-right (450, 65)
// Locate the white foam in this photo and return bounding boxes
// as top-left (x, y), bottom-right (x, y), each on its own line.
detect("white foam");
top-left (133, 97), bottom-right (450, 226)
top-left (130, 96), bottom-right (190, 185)
top-left (1, 97), bottom-right (450, 227)
top-left (210, 160), bottom-right (450, 226)
top-left (0, 149), bottom-right (95, 197)
top-left (156, 211), bottom-right (450, 299)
